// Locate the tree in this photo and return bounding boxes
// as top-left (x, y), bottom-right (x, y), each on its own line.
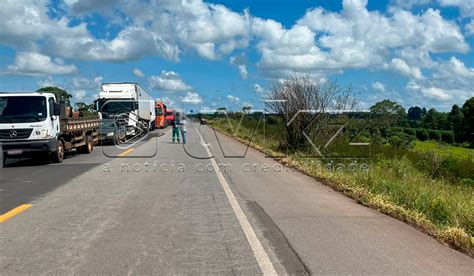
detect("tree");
top-left (462, 97), bottom-right (474, 146)
top-left (423, 108), bottom-right (450, 130)
top-left (448, 104), bottom-right (464, 142)
top-left (242, 106), bottom-right (252, 114)
top-left (37, 86), bottom-right (72, 106)
top-left (369, 99), bottom-right (406, 129)
top-left (266, 75), bottom-right (356, 151)
top-left (407, 106), bottom-right (426, 121)
top-left (75, 102), bottom-right (97, 117)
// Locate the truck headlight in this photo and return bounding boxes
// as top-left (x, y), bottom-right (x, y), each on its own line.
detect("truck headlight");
top-left (41, 129), bottom-right (49, 138)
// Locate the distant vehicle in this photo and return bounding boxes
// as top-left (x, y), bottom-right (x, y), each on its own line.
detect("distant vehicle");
top-left (155, 101), bottom-right (167, 129)
top-left (165, 109), bottom-right (175, 125)
top-left (97, 83), bottom-right (155, 142)
top-left (0, 92), bottom-right (99, 166)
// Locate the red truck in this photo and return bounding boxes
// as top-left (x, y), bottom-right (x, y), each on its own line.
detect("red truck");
top-left (155, 101), bottom-right (167, 129)
top-left (165, 109), bottom-right (175, 125)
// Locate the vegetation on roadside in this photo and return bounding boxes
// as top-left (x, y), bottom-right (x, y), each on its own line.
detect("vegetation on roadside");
top-left (203, 76), bottom-right (474, 256)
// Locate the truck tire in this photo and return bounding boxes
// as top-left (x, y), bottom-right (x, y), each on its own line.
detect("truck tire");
top-left (52, 140), bottom-right (65, 163)
top-left (2, 155), bottom-right (6, 168)
top-left (80, 135), bottom-right (93, 154)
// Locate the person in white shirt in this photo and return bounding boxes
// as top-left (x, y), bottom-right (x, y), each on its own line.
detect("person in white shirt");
top-left (179, 115), bottom-right (187, 144)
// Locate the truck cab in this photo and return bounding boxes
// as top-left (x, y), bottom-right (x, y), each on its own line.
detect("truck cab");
top-left (155, 101), bottom-right (167, 129)
top-left (97, 83), bottom-right (155, 143)
top-left (0, 92), bottom-right (61, 165)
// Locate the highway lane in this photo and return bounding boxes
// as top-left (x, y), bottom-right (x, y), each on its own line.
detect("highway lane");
top-left (0, 122), bottom-right (473, 274)
top-left (0, 130), bottom-right (164, 214)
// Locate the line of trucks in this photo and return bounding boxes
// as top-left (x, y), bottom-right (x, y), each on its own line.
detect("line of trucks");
top-left (0, 82), bottom-right (175, 167)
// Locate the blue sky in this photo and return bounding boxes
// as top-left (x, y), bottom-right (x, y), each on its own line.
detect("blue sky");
top-left (1, 0), bottom-right (473, 111)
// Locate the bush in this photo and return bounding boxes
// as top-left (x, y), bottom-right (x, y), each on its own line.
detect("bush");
top-left (388, 133), bottom-right (415, 150)
top-left (441, 131), bottom-right (455, 144)
top-left (416, 129), bottom-right (429, 141)
top-left (404, 128), bottom-right (417, 137)
top-left (428, 129), bottom-right (441, 141)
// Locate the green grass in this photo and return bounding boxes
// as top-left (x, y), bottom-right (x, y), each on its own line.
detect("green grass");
top-left (209, 117), bottom-right (474, 256)
top-left (414, 140), bottom-right (474, 160)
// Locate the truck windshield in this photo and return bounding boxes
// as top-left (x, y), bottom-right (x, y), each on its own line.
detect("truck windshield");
top-left (155, 106), bottom-right (163, 116)
top-left (98, 99), bottom-right (136, 118)
top-left (0, 96), bottom-right (47, 123)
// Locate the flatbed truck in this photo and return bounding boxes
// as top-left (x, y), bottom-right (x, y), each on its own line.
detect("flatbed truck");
top-left (0, 92), bottom-right (99, 166)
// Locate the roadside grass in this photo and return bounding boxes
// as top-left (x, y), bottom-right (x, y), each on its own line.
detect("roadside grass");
top-left (209, 117), bottom-right (474, 256)
top-left (414, 140), bottom-right (474, 160)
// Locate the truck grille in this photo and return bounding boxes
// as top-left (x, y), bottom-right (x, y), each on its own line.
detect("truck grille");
top-left (0, 128), bottom-right (33, 139)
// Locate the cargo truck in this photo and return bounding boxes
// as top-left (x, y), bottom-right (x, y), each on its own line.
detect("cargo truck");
top-left (96, 83), bottom-right (155, 143)
top-left (155, 101), bottom-right (167, 129)
top-left (0, 92), bottom-right (99, 167)
top-left (165, 109), bottom-right (175, 125)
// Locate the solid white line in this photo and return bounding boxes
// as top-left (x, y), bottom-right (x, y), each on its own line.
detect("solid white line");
top-left (202, 130), bottom-right (278, 275)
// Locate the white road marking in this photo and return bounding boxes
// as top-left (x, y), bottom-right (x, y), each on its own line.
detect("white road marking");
top-left (195, 127), bottom-right (212, 148)
top-left (202, 131), bottom-right (278, 275)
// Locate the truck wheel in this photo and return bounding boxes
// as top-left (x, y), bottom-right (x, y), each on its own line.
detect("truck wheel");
top-left (84, 135), bottom-right (93, 154)
top-left (2, 155), bottom-right (6, 168)
top-left (52, 140), bottom-right (65, 163)
top-left (78, 135), bottom-right (93, 154)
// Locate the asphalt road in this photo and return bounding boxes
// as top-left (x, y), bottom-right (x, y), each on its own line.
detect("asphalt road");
top-left (0, 123), bottom-right (473, 274)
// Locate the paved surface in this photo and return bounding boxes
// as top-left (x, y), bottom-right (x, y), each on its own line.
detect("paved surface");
top-left (0, 123), bottom-right (473, 274)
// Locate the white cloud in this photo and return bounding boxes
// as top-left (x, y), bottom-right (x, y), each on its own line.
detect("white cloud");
top-left (434, 56), bottom-right (474, 79)
top-left (73, 90), bottom-right (87, 101)
top-left (149, 71), bottom-right (192, 92)
top-left (64, 0), bottom-right (116, 14)
top-left (71, 76), bottom-right (102, 90)
top-left (0, 0), bottom-right (249, 63)
top-left (181, 92), bottom-right (201, 104)
top-left (133, 68), bottom-right (145, 78)
top-left (438, 0), bottom-right (474, 17)
top-left (252, 0), bottom-right (468, 78)
top-left (406, 57), bottom-right (474, 103)
top-left (230, 55), bottom-right (248, 79)
top-left (37, 76), bottom-right (58, 88)
top-left (7, 52), bottom-right (77, 75)
top-left (466, 20), bottom-right (474, 36)
top-left (406, 80), bottom-right (422, 91)
top-left (371, 81), bottom-right (386, 92)
top-left (237, 65), bottom-right (248, 79)
top-left (421, 87), bottom-right (453, 101)
top-left (227, 94), bottom-right (240, 103)
top-left (253, 84), bottom-right (268, 96)
top-left (384, 58), bottom-right (424, 79)
top-left (392, 0), bottom-right (474, 17)
top-left (406, 81), bottom-right (451, 101)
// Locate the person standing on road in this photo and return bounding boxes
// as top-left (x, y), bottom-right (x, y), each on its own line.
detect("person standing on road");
top-left (171, 117), bottom-right (180, 143)
top-left (180, 115), bottom-right (187, 144)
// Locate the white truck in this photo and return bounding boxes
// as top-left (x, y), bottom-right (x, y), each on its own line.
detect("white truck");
top-left (0, 92), bottom-right (99, 167)
top-left (96, 83), bottom-right (155, 143)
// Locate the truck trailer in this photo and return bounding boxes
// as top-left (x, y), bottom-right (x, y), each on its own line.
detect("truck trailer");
top-left (0, 92), bottom-right (99, 167)
top-left (96, 83), bottom-right (155, 143)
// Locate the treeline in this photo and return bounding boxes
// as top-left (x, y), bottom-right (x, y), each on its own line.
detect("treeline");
top-left (37, 86), bottom-right (97, 116)
top-left (370, 97), bottom-right (474, 147)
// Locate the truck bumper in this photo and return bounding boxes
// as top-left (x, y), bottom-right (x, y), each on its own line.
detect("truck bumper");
top-left (1, 138), bottom-right (57, 156)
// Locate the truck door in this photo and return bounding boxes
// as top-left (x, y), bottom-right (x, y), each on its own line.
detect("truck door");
top-left (48, 97), bottom-right (60, 138)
